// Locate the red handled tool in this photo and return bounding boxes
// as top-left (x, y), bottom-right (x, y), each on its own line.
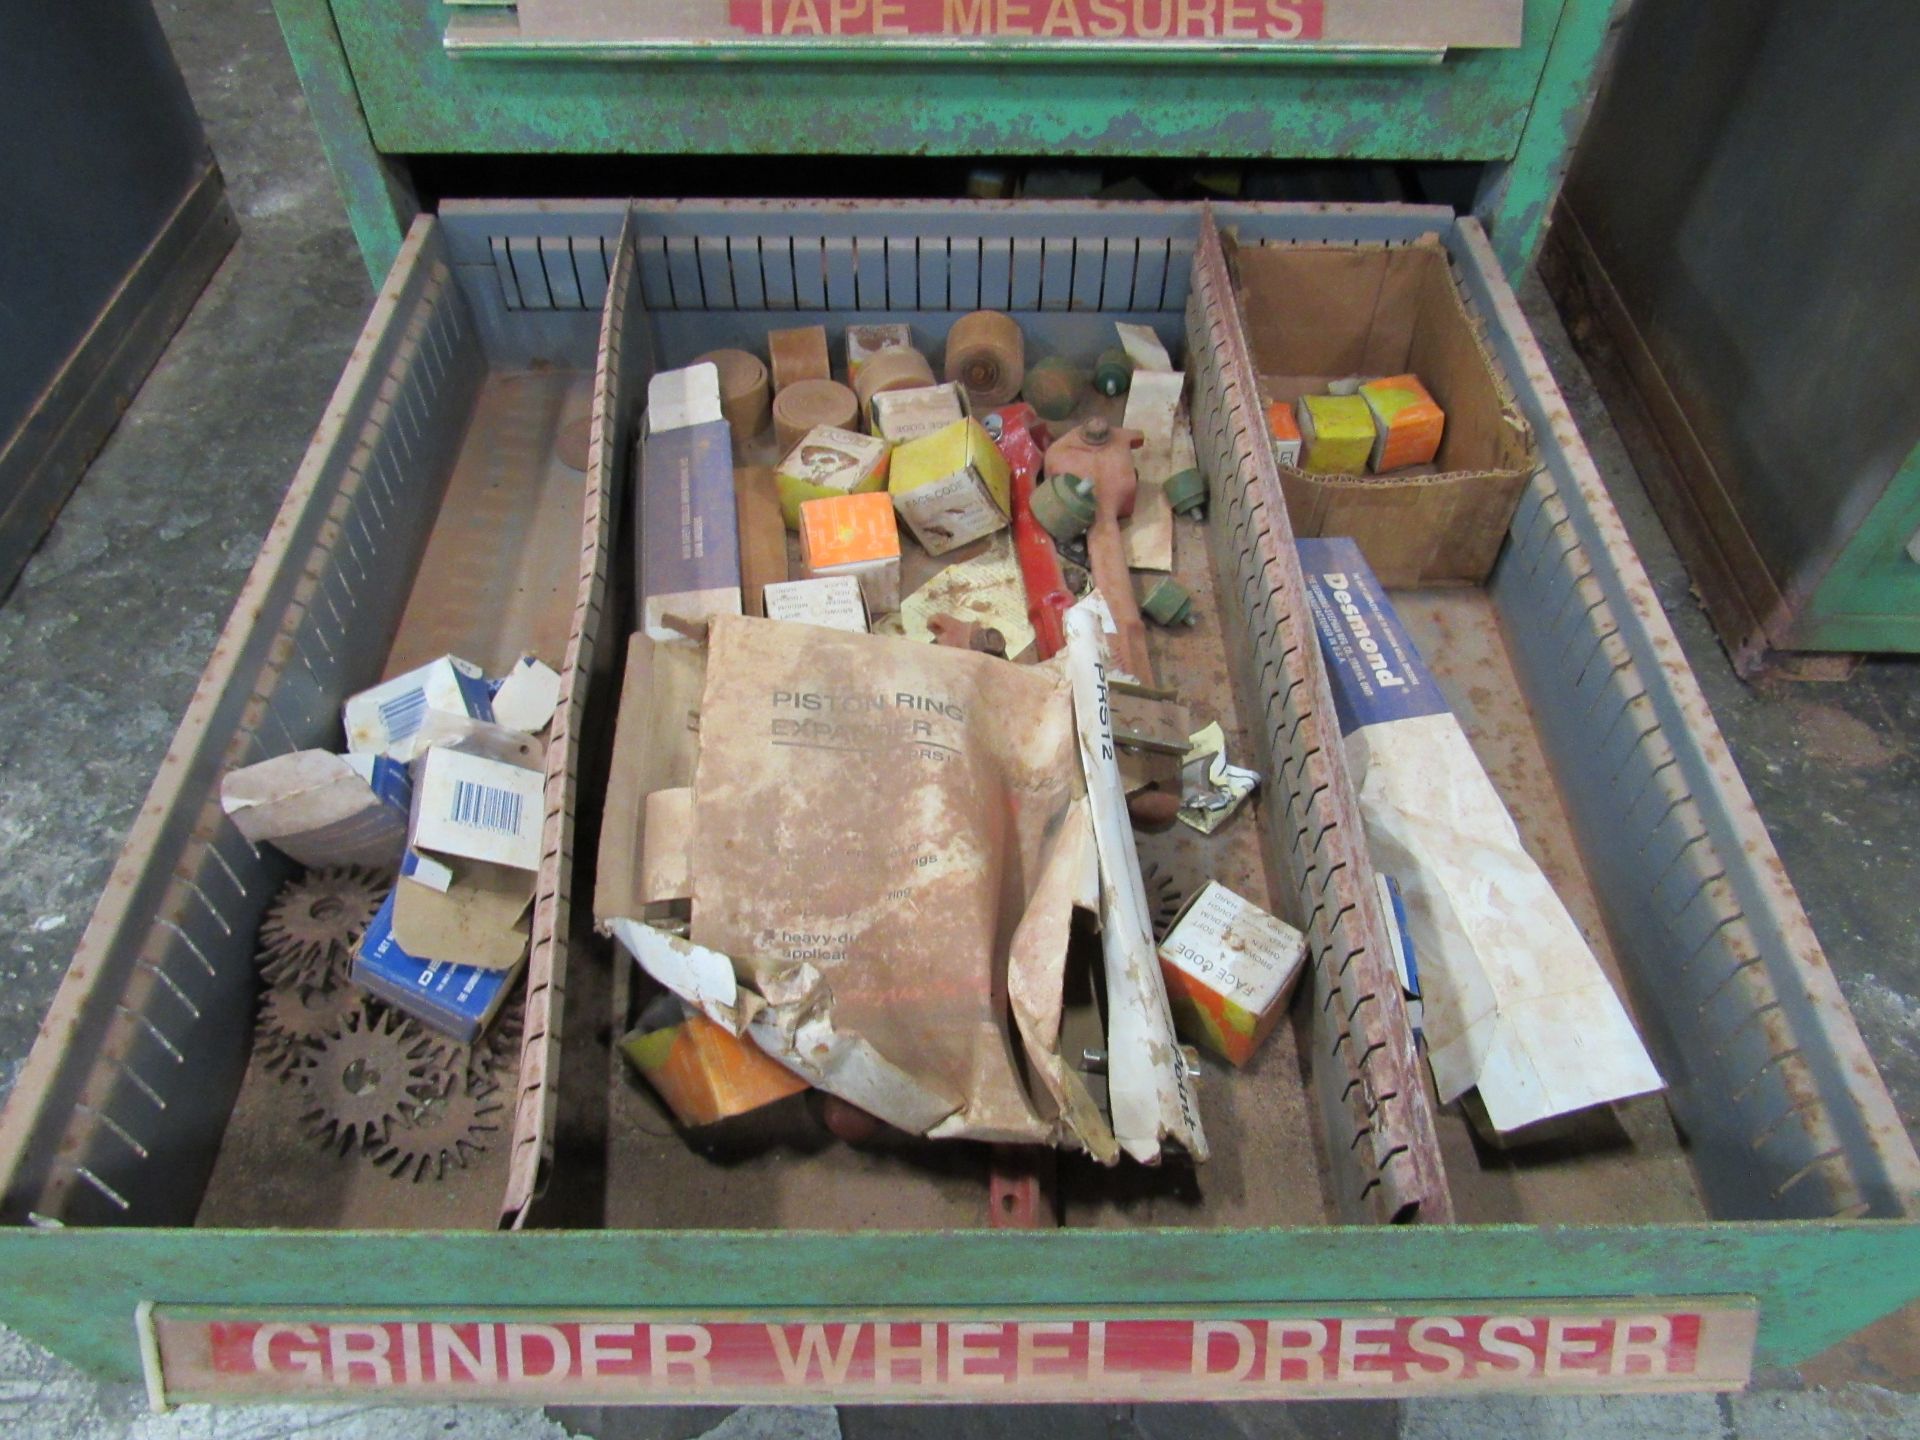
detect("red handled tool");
top-left (986, 403), bottom-right (1074, 661)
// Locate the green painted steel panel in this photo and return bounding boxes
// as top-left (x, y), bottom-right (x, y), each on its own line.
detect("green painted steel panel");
top-left (328, 0), bottom-right (1555, 161)
top-left (274, 0), bottom-right (411, 280)
top-left (1475, 0), bottom-right (1620, 276)
top-left (1788, 442), bottom-right (1920, 651)
top-left (2, 1221), bottom-right (1915, 1385)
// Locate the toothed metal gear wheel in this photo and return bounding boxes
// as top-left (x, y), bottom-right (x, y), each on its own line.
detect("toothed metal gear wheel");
top-left (372, 1071), bottom-right (507, 1183)
top-left (296, 1007), bottom-right (443, 1154)
top-left (255, 980), bottom-right (363, 1079)
top-left (1139, 861), bottom-right (1185, 942)
top-left (427, 988), bottom-right (528, 1085)
top-left (257, 866), bottom-right (390, 988)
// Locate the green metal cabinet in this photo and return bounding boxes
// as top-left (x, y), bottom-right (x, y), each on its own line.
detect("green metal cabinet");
top-left (273, 0), bottom-right (1623, 284)
top-left (1549, 0), bottom-right (1920, 669)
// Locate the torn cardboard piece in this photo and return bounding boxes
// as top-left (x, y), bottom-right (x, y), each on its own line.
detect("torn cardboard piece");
top-left (221, 749), bottom-right (412, 870)
top-left (595, 636), bottom-right (708, 929)
top-left (899, 535), bottom-right (1036, 660)
top-left (1064, 599), bottom-right (1209, 1163)
top-left (392, 849), bottom-right (532, 971)
top-left (490, 655), bottom-right (561, 733)
top-left (413, 712), bottom-right (545, 772)
top-left (1120, 369), bottom-right (1183, 572)
top-left (640, 787), bottom-right (693, 906)
top-left (1300, 539), bottom-right (1662, 1134)
top-left (1114, 322), bottom-right (1174, 374)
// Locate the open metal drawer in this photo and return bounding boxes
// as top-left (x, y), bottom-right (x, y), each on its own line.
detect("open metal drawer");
top-left (0, 199), bottom-right (1913, 1405)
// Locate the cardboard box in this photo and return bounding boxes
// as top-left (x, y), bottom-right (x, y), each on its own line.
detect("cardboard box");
top-left (355, 888), bottom-right (523, 1043)
top-left (1297, 393), bottom-right (1376, 476)
top-left (762, 575), bottom-right (871, 632)
top-left (220, 749), bottom-right (412, 870)
top-left (797, 490), bottom-right (902, 615)
top-left (1157, 881), bottom-right (1307, 1067)
top-left (489, 655), bottom-right (561, 733)
top-left (1299, 537), bottom-right (1662, 1134)
top-left (646, 362), bottom-right (723, 433)
top-left (1361, 373), bottom-right (1446, 472)
top-left (870, 381), bottom-right (968, 444)
top-left (640, 415), bottom-right (743, 640)
top-left (412, 746), bottom-right (545, 873)
top-left (343, 655), bottom-right (492, 760)
top-left (887, 417), bottom-right (1012, 555)
top-left (845, 322), bottom-right (913, 382)
top-left (1237, 238), bottom-right (1535, 585)
top-left (773, 424), bottom-right (891, 528)
top-left (1265, 399), bottom-right (1302, 467)
top-left (619, 1006), bottom-right (808, 1128)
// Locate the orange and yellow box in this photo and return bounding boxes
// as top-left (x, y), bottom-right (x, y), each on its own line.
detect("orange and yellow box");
top-left (1361, 373), bottom-right (1446, 472)
top-left (1157, 880), bottom-right (1307, 1067)
top-left (619, 1012), bottom-right (807, 1127)
top-left (798, 489), bottom-right (902, 615)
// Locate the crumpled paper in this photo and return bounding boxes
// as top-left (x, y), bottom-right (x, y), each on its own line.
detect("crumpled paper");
top-left (1177, 721), bottom-right (1260, 834)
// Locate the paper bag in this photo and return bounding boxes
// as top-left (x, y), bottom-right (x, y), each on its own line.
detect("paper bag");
top-left (686, 615), bottom-right (1099, 1148)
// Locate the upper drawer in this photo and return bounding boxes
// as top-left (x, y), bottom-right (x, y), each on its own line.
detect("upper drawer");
top-left (330, 0), bottom-right (1552, 160)
top-left (442, 0), bottom-right (1523, 61)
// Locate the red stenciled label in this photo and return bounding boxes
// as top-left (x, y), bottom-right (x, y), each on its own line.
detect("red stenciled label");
top-left (190, 1312), bottom-right (1728, 1397)
top-left (726, 0), bottom-right (1326, 42)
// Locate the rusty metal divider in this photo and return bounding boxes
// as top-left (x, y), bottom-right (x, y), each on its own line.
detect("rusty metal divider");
top-left (502, 214), bottom-right (644, 1225)
top-left (1185, 212), bottom-right (1452, 1226)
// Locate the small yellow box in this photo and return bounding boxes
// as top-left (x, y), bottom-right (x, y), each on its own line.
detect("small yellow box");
top-left (774, 425), bottom-right (891, 529)
top-left (798, 490), bottom-right (902, 615)
top-left (1296, 393), bottom-right (1376, 477)
top-left (887, 418), bottom-right (1012, 556)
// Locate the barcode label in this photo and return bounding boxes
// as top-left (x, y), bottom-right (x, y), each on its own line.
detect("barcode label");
top-left (451, 779), bottom-right (524, 836)
top-left (378, 688), bottom-right (428, 742)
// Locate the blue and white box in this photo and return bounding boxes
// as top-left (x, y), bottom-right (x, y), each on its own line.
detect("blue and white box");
top-left (640, 366), bottom-right (742, 643)
top-left (1300, 537), bottom-right (1662, 1136)
top-left (344, 655), bottom-right (494, 760)
top-left (355, 887), bottom-right (521, 1043)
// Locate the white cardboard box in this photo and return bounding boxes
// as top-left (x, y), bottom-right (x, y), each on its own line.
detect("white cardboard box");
top-left (344, 655), bottom-right (492, 760)
top-left (761, 576), bottom-right (871, 633)
top-left (412, 747), bottom-right (545, 872)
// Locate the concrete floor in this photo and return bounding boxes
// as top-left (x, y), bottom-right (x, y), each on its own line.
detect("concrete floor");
top-left (2, 2), bottom-right (1919, 1435)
